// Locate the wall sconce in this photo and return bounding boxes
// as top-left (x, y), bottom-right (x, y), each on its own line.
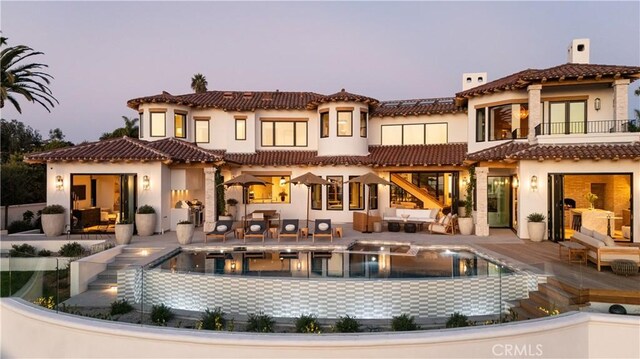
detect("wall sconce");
top-left (461, 177), bottom-right (469, 186)
top-left (142, 175), bottom-right (150, 190)
top-left (530, 175), bottom-right (538, 191)
top-left (594, 98), bottom-right (601, 111)
top-left (230, 261), bottom-right (236, 272)
top-left (279, 176), bottom-right (286, 186)
top-left (55, 175), bottom-right (64, 191)
top-left (512, 177), bottom-right (519, 188)
top-left (296, 261), bottom-right (302, 271)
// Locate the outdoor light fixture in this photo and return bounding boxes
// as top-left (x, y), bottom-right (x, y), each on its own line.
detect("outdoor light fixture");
top-left (530, 175), bottom-right (538, 191)
top-left (279, 176), bottom-right (286, 186)
top-left (230, 261), bottom-right (237, 272)
top-left (142, 175), bottom-right (150, 190)
top-left (594, 98), bottom-right (601, 111)
top-left (461, 177), bottom-right (469, 185)
top-left (55, 175), bottom-right (64, 191)
top-left (296, 261), bottom-right (302, 271)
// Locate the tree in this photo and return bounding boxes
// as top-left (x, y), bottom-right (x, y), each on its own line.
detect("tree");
top-left (100, 116), bottom-right (139, 140)
top-left (0, 119), bottom-right (43, 163)
top-left (0, 36), bottom-right (58, 113)
top-left (191, 73), bottom-right (208, 93)
top-left (1, 156), bottom-right (45, 229)
top-left (42, 127), bottom-right (73, 150)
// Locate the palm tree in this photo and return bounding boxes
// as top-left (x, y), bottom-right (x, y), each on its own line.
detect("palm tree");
top-left (1, 36), bottom-right (58, 113)
top-left (100, 116), bottom-right (139, 140)
top-left (191, 73), bottom-right (208, 93)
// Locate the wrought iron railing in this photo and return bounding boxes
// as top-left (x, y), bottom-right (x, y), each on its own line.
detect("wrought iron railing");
top-left (535, 119), bottom-right (639, 136)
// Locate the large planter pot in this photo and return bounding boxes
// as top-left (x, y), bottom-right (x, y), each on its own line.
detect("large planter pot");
top-left (135, 213), bottom-right (156, 236)
top-left (458, 217), bottom-right (474, 235)
top-left (42, 213), bottom-right (65, 237)
top-left (528, 222), bottom-right (546, 242)
top-left (176, 223), bottom-right (195, 245)
top-left (115, 223), bottom-right (134, 245)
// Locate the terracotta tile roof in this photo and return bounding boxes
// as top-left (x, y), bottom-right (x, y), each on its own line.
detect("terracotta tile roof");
top-left (466, 141), bottom-right (531, 162)
top-left (128, 91), bottom-right (324, 111)
top-left (223, 151), bottom-right (317, 166)
top-left (371, 97), bottom-right (465, 117)
top-left (307, 155), bottom-right (374, 166)
top-left (305, 89), bottom-right (379, 109)
top-left (24, 137), bottom-right (224, 164)
top-left (466, 141), bottom-right (640, 162)
top-left (457, 63), bottom-right (640, 98)
top-left (369, 143), bottom-right (468, 166)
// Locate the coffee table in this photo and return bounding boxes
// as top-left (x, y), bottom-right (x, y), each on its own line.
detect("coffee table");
top-left (559, 241), bottom-right (587, 264)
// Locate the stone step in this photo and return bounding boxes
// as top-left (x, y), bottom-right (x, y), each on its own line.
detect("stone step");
top-left (107, 263), bottom-right (133, 270)
top-left (88, 278), bottom-right (117, 290)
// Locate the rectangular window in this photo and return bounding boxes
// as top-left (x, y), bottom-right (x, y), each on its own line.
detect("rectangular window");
top-left (360, 111), bottom-right (367, 138)
top-left (195, 120), bottom-right (209, 143)
top-left (337, 111), bottom-right (352, 137)
top-left (348, 176), bottom-right (364, 210)
top-left (174, 113), bottom-right (186, 138)
top-left (320, 112), bottom-right (329, 138)
top-left (150, 112), bottom-right (166, 137)
top-left (246, 175), bottom-right (290, 204)
top-left (235, 119), bottom-right (246, 140)
top-left (311, 184), bottom-right (322, 210)
top-left (549, 101), bottom-right (586, 134)
top-left (476, 108), bottom-right (485, 142)
top-left (326, 176), bottom-right (343, 210)
top-left (261, 121), bottom-right (307, 147)
top-left (381, 125), bottom-right (403, 145)
top-left (403, 124), bottom-right (425, 144)
top-left (489, 104), bottom-right (528, 140)
top-left (425, 123), bottom-right (448, 144)
top-left (139, 112), bottom-right (143, 138)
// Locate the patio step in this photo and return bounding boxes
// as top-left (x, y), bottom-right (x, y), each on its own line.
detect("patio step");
top-left (538, 283), bottom-right (582, 306)
top-left (518, 299), bottom-right (552, 318)
top-left (509, 305), bottom-right (543, 321)
top-left (88, 277), bottom-right (117, 290)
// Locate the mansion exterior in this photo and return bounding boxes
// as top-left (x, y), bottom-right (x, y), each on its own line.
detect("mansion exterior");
top-left (26, 39), bottom-right (640, 242)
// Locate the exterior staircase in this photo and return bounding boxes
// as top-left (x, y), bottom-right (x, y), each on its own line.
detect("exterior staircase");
top-left (390, 173), bottom-right (444, 209)
top-left (509, 277), bottom-right (588, 320)
top-left (88, 247), bottom-right (162, 290)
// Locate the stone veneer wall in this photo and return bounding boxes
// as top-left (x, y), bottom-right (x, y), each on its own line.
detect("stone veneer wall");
top-left (118, 269), bottom-right (539, 319)
top-left (564, 174), bottom-right (631, 229)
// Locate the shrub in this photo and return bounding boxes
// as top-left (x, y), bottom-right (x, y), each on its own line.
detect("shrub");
top-left (333, 315), bottom-right (360, 333)
top-left (526, 213), bottom-right (545, 222)
top-left (7, 220), bottom-right (35, 234)
top-left (117, 218), bottom-right (131, 225)
top-left (295, 314), bottom-right (322, 334)
top-left (34, 296), bottom-right (56, 309)
top-left (245, 312), bottom-right (274, 333)
top-left (37, 249), bottom-right (53, 257)
top-left (41, 205), bottom-right (65, 214)
top-left (151, 303), bottom-right (174, 326)
top-left (137, 205), bottom-right (155, 214)
top-left (391, 314), bottom-right (420, 331)
top-left (110, 299), bottom-right (134, 315)
top-left (446, 312), bottom-right (470, 328)
top-left (10, 243), bottom-right (36, 257)
top-left (22, 210), bottom-right (35, 223)
top-left (59, 242), bottom-right (84, 257)
top-left (199, 307), bottom-right (227, 331)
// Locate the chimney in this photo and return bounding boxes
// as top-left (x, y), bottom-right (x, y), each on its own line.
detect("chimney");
top-left (567, 38), bottom-right (590, 64)
top-left (462, 72), bottom-right (488, 91)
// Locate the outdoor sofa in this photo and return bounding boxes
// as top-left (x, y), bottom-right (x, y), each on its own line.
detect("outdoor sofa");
top-left (570, 226), bottom-right (640, 271)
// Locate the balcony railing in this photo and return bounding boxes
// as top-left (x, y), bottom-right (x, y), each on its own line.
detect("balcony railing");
top-left (535, 119), bottom-right (639, 136)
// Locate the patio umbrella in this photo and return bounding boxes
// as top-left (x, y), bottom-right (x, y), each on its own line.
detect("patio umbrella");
top-left (221, 174), bottom-right (267, 226)
top-left (345, 173), bottom-right (392, 233)
top-left (288, 172), bottom-right (331, 230)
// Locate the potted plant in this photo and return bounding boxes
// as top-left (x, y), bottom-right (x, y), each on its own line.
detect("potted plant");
top-left (527, 212), bottom-right (546, 242)
top-left (115, 218), bottom-right (134, 245)
top-left (176, 220), bottom-right (194, 245)
top-left (279, 190), bottom-right (288, 202)
top-left (135, 205), bottom-right (156, 236)
top-left (584, 192), bottom-right (598, 210)
top-left (458, 167), bottom-right (475, 235)
top-left (41, 205), bottom-right (66, 237)
top-left (225, 198), bottom-right (238, 220)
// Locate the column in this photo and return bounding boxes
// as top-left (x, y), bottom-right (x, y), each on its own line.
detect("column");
top-left (527, 84), bottom-right (542, 143)
top-left (475, 167), bottom-right (490, 237)
top-left (613, 79), bottom-right (630, 122)
top-left (204, 167), bottom-right (217, 232)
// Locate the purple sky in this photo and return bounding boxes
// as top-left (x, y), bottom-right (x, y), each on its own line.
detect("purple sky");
top-left (2, 1), bottom-right (639, 143)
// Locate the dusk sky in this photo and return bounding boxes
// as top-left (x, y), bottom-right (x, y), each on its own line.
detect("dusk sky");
top-left (2, 1), bottom-right (639, 143)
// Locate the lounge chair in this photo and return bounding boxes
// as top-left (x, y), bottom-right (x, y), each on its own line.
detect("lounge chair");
top-left (279, 219), bottom-right (300, 242)
top-left (245, 220), bottom-right (267, 243)
top-left (428, 214), bottom-right (457, 235)
top-left (312, 219), bottom-right (333, 243)
top-left (206, 220), bottom-right (234, 243)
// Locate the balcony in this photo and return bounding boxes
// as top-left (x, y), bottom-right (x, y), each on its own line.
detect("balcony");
top-left (535, 119), bottom-right (639, 136)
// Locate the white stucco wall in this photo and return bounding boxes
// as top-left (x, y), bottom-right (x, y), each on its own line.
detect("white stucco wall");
top-left (317, 102), bottom-right (369, 156)
top-left (369, 112), bottom-right (468, 145)
top-left (517, 159), bottom-right (639, 240)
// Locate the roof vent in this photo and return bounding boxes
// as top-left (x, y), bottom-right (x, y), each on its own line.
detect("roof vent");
top-left (567, 38), bottom-right (590, 64)
top-left (223, 92), bottom-right (233, 99)
top-left (462, 72), bottom-right (488, 91)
